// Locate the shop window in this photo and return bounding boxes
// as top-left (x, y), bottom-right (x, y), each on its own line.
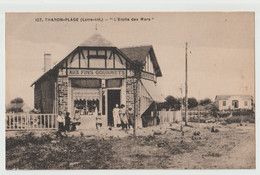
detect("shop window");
top-left (222, 101), bottom-right (226, 106)
top-left (71, 79), bottom-right (101, 88)
top-left (244, 101), bottom-right (248, 106)
top-left (106, 79), bottom-right (122, 88)
top-left (74, 99), bottom-right (99, 115)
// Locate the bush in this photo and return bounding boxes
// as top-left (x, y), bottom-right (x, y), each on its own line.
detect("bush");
top-left (225, 115), bottom-right (255, 124)
top-left (11, 97), bottom-right (24, 104)
top-left (199, 98), bottom-right (212, 106)
top-left (6, 132), bottom-right (53, 151)
top-left (188, 116), bottom-right (206, 123)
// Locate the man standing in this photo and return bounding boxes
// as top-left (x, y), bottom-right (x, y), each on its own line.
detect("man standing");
top-left (127, 106), bottom-right (134, 129)
top-left (113, 104), bottom-right (120, 127)
top-left (56, 111), bottom-right (65, 138)
top-left (64, 112), bottom-right (71, 134)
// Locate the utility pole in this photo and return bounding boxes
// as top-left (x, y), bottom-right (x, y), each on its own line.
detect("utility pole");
top-left (185, 42), bottom-right (188, 126)
top-left (180, 84), bottom-right (183, 110)
top-left (179, 84), bottom-right (183, 131)
top-left (133, 80), bottom-right (137, 136)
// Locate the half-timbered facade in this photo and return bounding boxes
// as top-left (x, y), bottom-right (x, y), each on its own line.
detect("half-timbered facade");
top-left (31, 34), bottom-right (164, 128)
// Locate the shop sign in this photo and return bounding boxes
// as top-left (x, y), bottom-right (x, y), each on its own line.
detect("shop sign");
top-left (126, 70), bottom-right (155, 82)
top-left (68, 69), bottom-right (126, 78)
top-left (141, 72), bottom-right (155, 82)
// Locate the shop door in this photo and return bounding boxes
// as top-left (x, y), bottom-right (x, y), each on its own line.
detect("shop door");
top-left (107, 90), bottom-right (121, 126)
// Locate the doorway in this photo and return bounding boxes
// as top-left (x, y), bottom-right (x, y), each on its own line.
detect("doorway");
top-left (232, 100), bottom-right (239, 109)
top-left (107, 90), bottom-right (121, 126)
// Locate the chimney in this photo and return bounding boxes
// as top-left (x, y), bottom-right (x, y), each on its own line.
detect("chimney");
top-left (44, 53), bottom-right (52, 72)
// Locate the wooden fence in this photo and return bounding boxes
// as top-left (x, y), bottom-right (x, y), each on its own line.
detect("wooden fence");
top-left (6, 113), bottom-right (58, 131)
top-left (158, 110), bottom-right (209, 124)
top-left (183, 110), bottom-right (208, 118)
top-left (158, 111), bottom-right (182, 124)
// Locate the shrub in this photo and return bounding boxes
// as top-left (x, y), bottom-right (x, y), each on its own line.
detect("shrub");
top-left (188, 116), bottom-right (206, 123)
top-left (6, 132), bottom-right (53, 151)
top-left (225, 115), bottom-right (255, 124)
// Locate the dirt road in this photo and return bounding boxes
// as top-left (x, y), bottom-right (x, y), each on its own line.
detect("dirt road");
top-left (211, 125), bottom-right (255, 169)
top-left (6, 123), bottom-right (255, 169)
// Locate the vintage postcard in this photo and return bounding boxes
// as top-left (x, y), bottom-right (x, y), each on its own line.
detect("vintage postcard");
top-left (5, 12), bottom-right (255, 170)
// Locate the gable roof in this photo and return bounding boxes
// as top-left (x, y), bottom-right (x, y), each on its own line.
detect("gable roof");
top-left (120, 45), bottom-right (162, 77)
top-left (31, 35), bottom-right (162, 86)
top-left (215, 95), bottom-right (231, 100)
top-left (79, 33), bottom-right (113, 47)
top-left (215, 95), bottom-right (252, 101)
top-left (120, 45), bottom-right (151, 62)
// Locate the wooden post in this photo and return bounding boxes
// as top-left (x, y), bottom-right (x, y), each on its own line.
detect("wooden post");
top-left (179, 85), bottom-right (183, 130)
top-left (185, 42), bottom-right (188, 126)
top-left (133, 80), bottom-right (137, 136)
top-left (40, 114), bottom-right (42, 128)
top-left (48, 115), bottom-right (50, 129)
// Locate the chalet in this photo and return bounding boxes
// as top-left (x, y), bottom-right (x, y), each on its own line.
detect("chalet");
top-left (214, 95), bottom-right (253, 111)
top-left (31, 34), bottom-right (164, 128)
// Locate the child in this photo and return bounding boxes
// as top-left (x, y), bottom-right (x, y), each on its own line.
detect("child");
top-left (56, 111), bottom-right (65, 138)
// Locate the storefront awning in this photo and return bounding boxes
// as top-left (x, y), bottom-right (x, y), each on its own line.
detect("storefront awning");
top-left (141, 79), bottom-right (165, 103)
top-left (73, 89), bottom-right (100, 101)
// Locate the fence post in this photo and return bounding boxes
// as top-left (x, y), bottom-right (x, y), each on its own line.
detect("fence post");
top-left (52, 115), bottom-right (55, 129)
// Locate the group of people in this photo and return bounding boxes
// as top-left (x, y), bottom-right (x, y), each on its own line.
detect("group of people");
top-left (113, 104), bottom-right (134, 129)
top-left (56, 111), bottom-right (81, 137)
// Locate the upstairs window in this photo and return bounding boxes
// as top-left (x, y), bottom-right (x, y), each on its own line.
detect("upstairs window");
top-left (222, 101), bottom-right (226, 106)
top-left (71, 79), bottom-right (101, 88)
top-left (106, 79), bottom-right (122, 88)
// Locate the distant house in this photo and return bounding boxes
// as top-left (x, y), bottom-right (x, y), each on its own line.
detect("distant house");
top-left (214, 95), bottom-right (253, 110)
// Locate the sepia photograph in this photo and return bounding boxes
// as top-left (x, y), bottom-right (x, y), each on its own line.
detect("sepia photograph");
top-left (5, 12), bottom-right (255, 170)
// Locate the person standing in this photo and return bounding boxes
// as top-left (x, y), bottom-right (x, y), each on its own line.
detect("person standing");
top-left (64, 112), bottom-right (71, 134)
top-left (120, 104), bottom-right (128, 129)
top-left (56, 111), bottom-right (65, 138)
top-left (71, 110), bottom-right (81, 131)
top-left (127, 106), bottom-right (134, 129)
top-left (113, 104), bottom-right (120, 127)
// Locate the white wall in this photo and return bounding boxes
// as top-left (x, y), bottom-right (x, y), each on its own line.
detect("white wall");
top-left (218, 96), bottom-right (252, 110)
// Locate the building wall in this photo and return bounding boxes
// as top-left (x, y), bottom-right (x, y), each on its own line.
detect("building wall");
top-left (126, 77), bottom-right (142, 128)
top-left (57, 77), bottom-right (69, 113)
top-left (34, 83), bottom-right (41, 111)
top-left (217, 96), bottom-right (252, 110)
top-left (126, 78), bottom-right (135, 109)
top-left (34, 76), bottom-right (55, 113)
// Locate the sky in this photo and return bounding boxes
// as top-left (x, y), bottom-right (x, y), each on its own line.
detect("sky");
top-left (5, 12), bottom-right (255, 108)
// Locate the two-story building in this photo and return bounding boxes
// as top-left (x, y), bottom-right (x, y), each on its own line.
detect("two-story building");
top-left (31, 34), bottom-right (164, 128)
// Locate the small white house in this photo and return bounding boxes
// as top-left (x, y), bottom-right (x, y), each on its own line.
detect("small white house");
top-left (215, 95), bottom-right (253, 111)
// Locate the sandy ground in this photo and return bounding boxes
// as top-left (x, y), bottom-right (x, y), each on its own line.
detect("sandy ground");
top-left (5, 122), bottom-right (255, 169)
